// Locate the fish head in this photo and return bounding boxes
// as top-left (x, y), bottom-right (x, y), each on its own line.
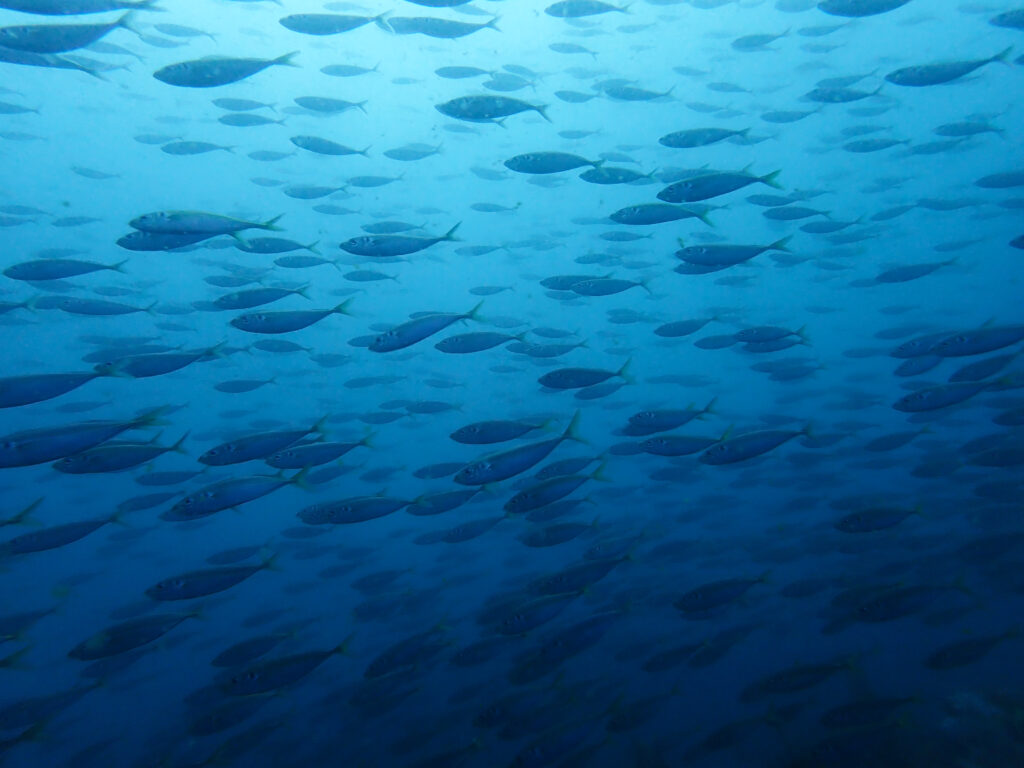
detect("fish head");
top-left (148, 577), bottom-right (185, 598)
top-left (131, 211), bottom-right (173, 230)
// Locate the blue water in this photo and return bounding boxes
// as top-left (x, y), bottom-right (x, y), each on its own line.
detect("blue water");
top-left (1, 0), bottom-right (1023, 765)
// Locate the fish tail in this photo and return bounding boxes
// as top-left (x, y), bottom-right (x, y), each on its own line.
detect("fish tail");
top-left (170, 431), bottom-right (190, 454)
top-left (274, 51), bottom-right (300, 68)
top-left (332, 297), bottom-right (355, 316)
top-left (761, 169), bottom-right (783, 189)
top-left (617, 357), bottom-right (635, 384)
top-left (590, 461), bottom-right (612, 483)
top-left (533, 104), bottom-right (551, 123)
top-left (333, 632), bottom-right (356, 656)
top-left (0, 646), bottom-right (30, 670)
top-left (118, 11), bottom-right (141, 34)
top-left (563, 409), bottom-right (587, 444)
top-left (290, 467), bottom-right (312, 490)
top-left (444, 222), bottom-right (462, 241)
top-left (770, 235), bottom-right (792, 252)
top-left (135, 404), bottom-right (177, 428)
top-left (486, 16), bottom-right (501, 31)
top-left (992, 46), bottom-right (1014, 64)
top-left (11, 497), bottom-right (44, 527)
top-left (260, 214), bottom-right (284, 231)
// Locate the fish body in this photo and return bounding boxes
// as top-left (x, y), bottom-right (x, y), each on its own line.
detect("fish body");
top-left (154, 53), bottom-right (298, 88)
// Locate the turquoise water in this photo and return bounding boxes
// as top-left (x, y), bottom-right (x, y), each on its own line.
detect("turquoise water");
top-left (1, 0), bottom-right (1023, 765)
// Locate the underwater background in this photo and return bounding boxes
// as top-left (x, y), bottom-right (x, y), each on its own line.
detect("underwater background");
top-left (2, 0), bottom-right (1024, 765)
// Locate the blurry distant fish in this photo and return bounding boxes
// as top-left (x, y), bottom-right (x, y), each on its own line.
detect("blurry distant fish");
top-left (545, 1), bottom-right (628, 18)
top-left (153, 53), bottom-right (298, 88)
top-left (279, 13), bottom-right (386, 36)
top-left (436, 95), bottom-right (549, 124)
top-left (0, 12), bottom-right (137, 54)
top-left (0, 0), bottom-right (157, 13)
top-left (818, 0), bottom-right (913, 17)
top-left (885, 49), bottom-right (1012, 87)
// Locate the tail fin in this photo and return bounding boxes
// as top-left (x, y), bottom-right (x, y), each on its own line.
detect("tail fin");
top-left (5, 497), bottom-right (44, 527)
top-left (562, 410), bottom-right (586, 444)
top-left (761, 169), bottom-right (783, 189)
top-left (992, 46), bottom-right (1014, 65)
top-left (274, 51), bottom-right (300, 68)
top-left (332, 298), bottom-right (355, 316)
top-left (443, 222), bottom-right (462, 241)
top-left (617, 357), bottom-right (635, 384)
top-left (170, 431), bottom-right (190, 454)
top-left (260, 214), bottom-right (284, 231)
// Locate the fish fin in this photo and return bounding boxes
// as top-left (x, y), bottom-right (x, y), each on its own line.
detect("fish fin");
top-left (170, 431), bottom-right (190, 454)
top-left (332, 297), bottom-right (356, 316)
top-left (289, 467), bottom-right (312, 490)
top-left (466, 298), bottom-right (484, 321)
top-left (274, 51), bottom-right (300, 68)
top-left (590, 461), bottom-right (611, 483)
top-left (311, 414), bottom-right (331, 436)
top-left (761, 169), bottom-right (783, 189)
top-left (260, 550), bottom-right (282, 572)
top-left (0, 646), bottom-right (31, 670)
top-left (992, 46), bottom-right (1014, 65)
top-left (9, 497), bottom-right (44, 527)
top-left (701, 396), bottom-right (718, 418)
top-left (563, 409), bottom-right (588, 444)
top-left (443, 222), bottom-right (462, 242)
top-left (118, 10), bottom-right (141, 34)
top-left (260, 214), bottom-right (284, 231)
top-left (617, 357), bottom-right (635, 384)
top-left (333, 633), bottom-right (356, 656)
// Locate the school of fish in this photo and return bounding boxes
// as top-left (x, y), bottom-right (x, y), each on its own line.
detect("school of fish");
top-left (1, 0), bottom-right (1023, 766)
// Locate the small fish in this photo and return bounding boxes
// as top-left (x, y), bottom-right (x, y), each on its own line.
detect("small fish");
top-left (154, 52), bottom-right (298, 88)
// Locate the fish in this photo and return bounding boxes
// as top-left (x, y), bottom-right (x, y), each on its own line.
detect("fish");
top-left (369, 301), bottom-right (484, 352)
top-left (455, 411), bottom-right (583, 484)
top-left (435, 95), bottom-right (549, 123)
top-left (154, 53), bottom-right (298, 88)
top-left (0, 12), bottom-right (137, 54)
top-left (230, 300), bottom-right (353, 334)
top-left (340, 223), bottom-right (460, 257)
top-left (885, 49), bottom-right (1013, 87)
